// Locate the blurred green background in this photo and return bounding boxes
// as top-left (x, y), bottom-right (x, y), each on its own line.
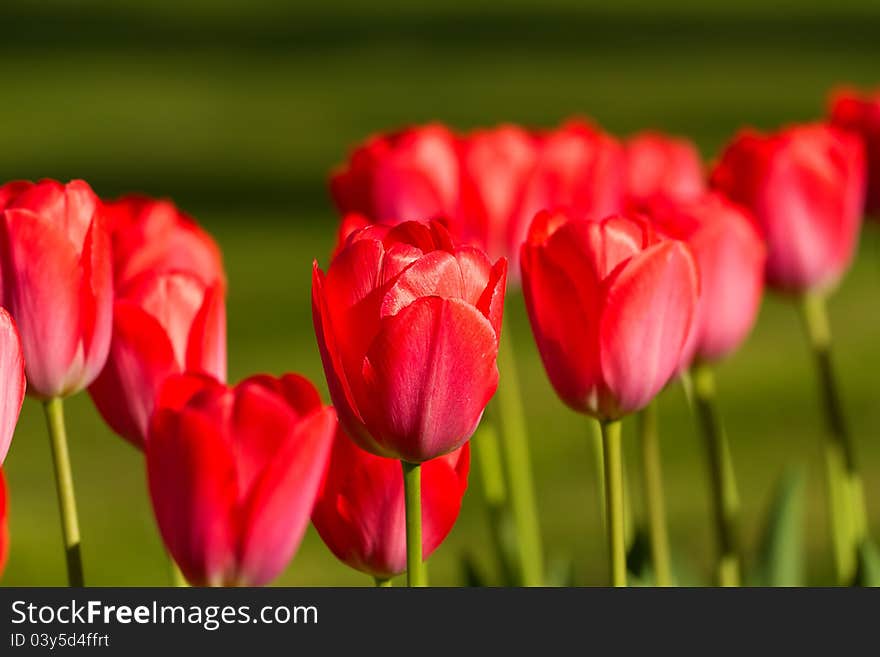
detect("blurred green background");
top-left (1, 0), bottom-right (878, 586)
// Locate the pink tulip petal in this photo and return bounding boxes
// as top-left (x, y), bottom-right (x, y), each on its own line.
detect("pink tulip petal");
top-left (0, 309), bottom-right (25, 463)
top-left (237, 406), bottom-right (335, 586)
top-left (311, 263), bottom-right (373, 449)
top-left (1, 208), bottom-right (82, 398)
top-left (88, 301), bottom-right (179, 448)
top-left (600, 241), bottom-right (698, 417)
top-left (359, 296), bottom-right (499, 462)
top-left (185, 281), bottom-right (227, 381)
top-left (147, 407), bottom-right (239, 586)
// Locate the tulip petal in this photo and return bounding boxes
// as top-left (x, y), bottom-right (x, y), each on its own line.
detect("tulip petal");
top-left (88, 301), bottom-right (179, 448)
top-left (311, 263), bottom-right (372, 448)
top-left (237, 406), bottom-right (335, 586)
top-left (521, 239), bottom-right (602, 413)
top-left (1, 208), bottom-right (82, 398)
top-left (600, 241), bottom-right (698, 417)
top-left (0, 309), bottom-right (25, 463)
top-left (77, 212), bottom-right (113, 391)
top-left (185, 281), bottom-right (227, 382)
top-left (359, 296), bottom-right (499, 462)
top-left (147, 407), bottom-right (239, 586)
top-left (380, 251), bottom-right (464, 318)
top-left (230, 381), bottom-right (304, 495)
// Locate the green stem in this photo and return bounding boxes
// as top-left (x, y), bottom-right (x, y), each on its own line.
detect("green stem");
top-left (401, 461), bottom-right (425, 587)
top-left (799, 292), bottom-right (865, 584)
top-left (473, 422), bottom-right (517, 585)
top-left (692, 363), bottom-right (741, 587)
top-left (494, 319), bottom-right (544, 586)
top-left (43, 397), bottom-right (84, 587)
top-left (601, 419), bottom-right (626, 587)
top-left (638, 402), bottom-right (672, 586)
top-left (374, 577), bottom-right (393, 587)
top-left (589, 419), bottom-right (606, 533)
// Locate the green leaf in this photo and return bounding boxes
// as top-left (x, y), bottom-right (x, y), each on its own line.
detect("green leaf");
top-left (749, 467), bottom-right (807, 587)
top-left (855, 539), bottom-right (880, 587)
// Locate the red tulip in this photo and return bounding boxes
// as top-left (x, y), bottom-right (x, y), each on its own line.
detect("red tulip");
top-left (521, 211), bottom-right (698, 420)
top-left (517, 120), bottom-right (626, 228)
top-left (457, 124), bottom-right (539, 263)
top-left (645, 193), bottom-right (766, 366)
top-left (331, 124), bottom-right (459, 224)
top-left (0, 467), bottom-right (8, 578)
top-left (0, 179), bottom-right (112, 398)
top-left (624, 131), bottom-right (705, 209)
top-left (312, 430), bottom-right (470, 579)
top-left (0, 309), bottom-right (25, 464)
top-left (312, 220), bottom-right (506, 463)
top-left (710, 124), bottom-right (865, 293)
top-left (146, 373), bottom-right (335, 587)
top-left (829, 87), bottom-right (880, 216)
top-left (89, 196), bottom-right (226, 448)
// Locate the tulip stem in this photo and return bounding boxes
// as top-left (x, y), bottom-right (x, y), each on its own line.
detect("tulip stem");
top-left (638, 402), bottom-right (672, 586)
top-left (43, 397), bottom-right (84, 587)
top-left (374, 577), bottom-right (392, 587)
top-left (798, 292), bottom-right (866, 584)
top-left (600, 419), bottom-right (627, 587)
top-left (401, 461), bottom-right (425, 587)
top-left (494, 319), bottom-right (544, 586)
top-left (692, 363), bottom-right (742, 587)
top-left (590, 419), bottom-right (606, 532)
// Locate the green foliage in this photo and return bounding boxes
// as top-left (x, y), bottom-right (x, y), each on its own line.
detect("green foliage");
top-left (749, 468), bottom-right (807, 587)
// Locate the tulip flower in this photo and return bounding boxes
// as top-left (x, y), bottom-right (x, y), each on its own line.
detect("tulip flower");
top-left (710, 124), bottom-right (864, 294)
top-left (89, 196), bottom-right (226, 448)
top-left (331, 124), bottom-right (459, 225)
top-left (312, 430), bottom-right (470, 584)
top-left (711, 123), bottom-right (868, 584)
top-left (0, 467), bottom-right (8, 579)
top-left (0, 179), bottom-right (112, 397)
top-left (0, 178), bottom-right (113, 586)
top-left (645, 192), bottom-right (766, 585)
top-left (624, 131), bottom-right (705, 210)
top-left (457, 124), bottom-right (539, 265)
top-left (829, 87), bottom-right (880, 216)
top-left (521, 210), bottom-right (698, 585)
top-left (146, 373), bottom-right (335, 587)
top-left (0, 308), bottom-right (25, 465)
top-left (647, 193), bottom-right (766, 367)
top-left (313, 219), bottom-right (504, 585)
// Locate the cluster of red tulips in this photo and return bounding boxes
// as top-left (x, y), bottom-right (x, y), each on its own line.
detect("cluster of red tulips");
top-left (0, 87), bottom-right (878, 587)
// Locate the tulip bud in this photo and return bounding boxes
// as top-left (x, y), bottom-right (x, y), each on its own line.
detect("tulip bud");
top-left (312, 220), bottom-right (506, 463)
top-left (0, 179), bottom-right (113, 398)
top-left (312, 430), bottom-right (470, 579)
top-left (146, 373), bottom-right (335, 587)
top-left (89, 196), bottom-right (226, 448)
top-left (710, 123), bottom-right (865, 293)
top-left (521, 211), bottom-right (699, 420)
top-left (0, 308), bottom-right (25, 464)
top-left (624, 131), bottom-right (705, 210)
top-left (829, 87), bottom-right (880, 216)
top-left (645, 193), bottom-right (766, 366)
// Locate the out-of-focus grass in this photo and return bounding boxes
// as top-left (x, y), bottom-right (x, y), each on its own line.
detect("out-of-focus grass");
top-left (0, 0), bottom-right (878, 585)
